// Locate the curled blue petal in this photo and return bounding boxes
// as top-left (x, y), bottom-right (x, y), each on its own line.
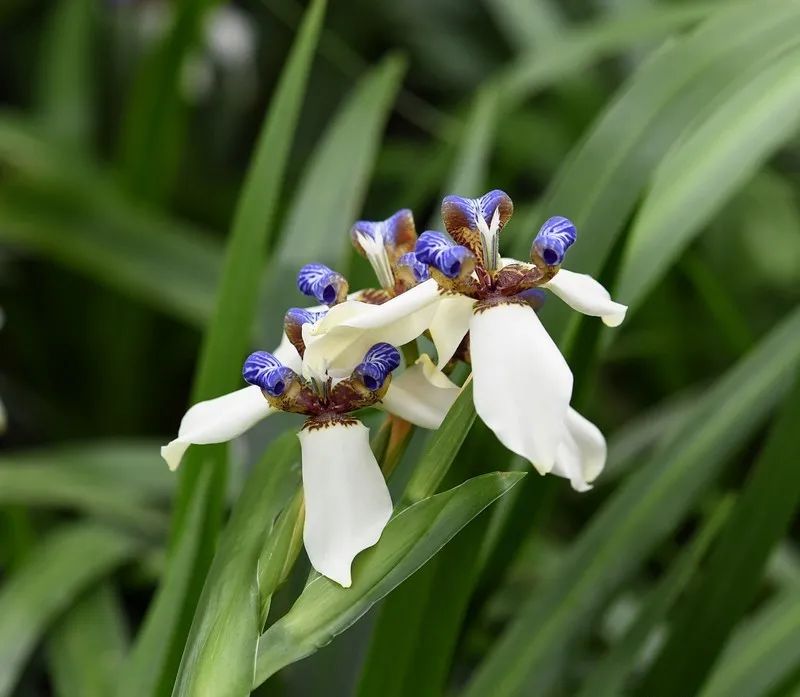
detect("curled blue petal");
top-left (396, 252), bottom-right (430, 283)
top-left (531, 216), bottom-right (577, 266)
top-left (351, 209), bottom-right (416, 253)
top-left (518, 288), bottom-right (548, 310)
top-left (415, 231), bottom-right (475, 279)
top-left (441, 189), bottom-right (513, 234)
top-left (243, 351), bottom-right (296, 397)
top-left (285, 307), bottom-right (324, 327)
top-left (296, 263), bottom-right (348, 305)
top-left (353, 342), bottom-right (401, 391)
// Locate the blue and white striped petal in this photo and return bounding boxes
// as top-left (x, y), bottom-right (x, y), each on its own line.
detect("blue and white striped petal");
top-left (351, 209), bottom-right (416, 253)
top-left (531, 216), bottom-right (577, 267)
top-left (396, 252), bottom-right (430, 283)
top-left (353, 342), bottom-right (401, 391)
top-left (297, 263), bottom-right (349, 306)
top-left (441, 190), bottom-right (513, 235)
top-left (415, 231), bottom-right (475, 279)
top-left (243, 351), bottom-right (297, 397)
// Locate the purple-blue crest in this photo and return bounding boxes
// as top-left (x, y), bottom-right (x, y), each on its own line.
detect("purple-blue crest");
top-left (353, 343), bottom-right (401, 391)
top-left (415, 231), bottom-right (475, 279)
top-left (243, 351), bottom-right (296, 397)
top-left (296, 263), bottom-right (349, 305)
top-left (531, 216), bottom-right (577, 267)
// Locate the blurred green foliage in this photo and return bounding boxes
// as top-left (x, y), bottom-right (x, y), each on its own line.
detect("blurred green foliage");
top-left (0, 0), bottom-right (799, 696)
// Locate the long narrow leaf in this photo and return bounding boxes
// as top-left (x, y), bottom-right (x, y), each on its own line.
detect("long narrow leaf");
top-left (463, 305), bottom-right (800, 697)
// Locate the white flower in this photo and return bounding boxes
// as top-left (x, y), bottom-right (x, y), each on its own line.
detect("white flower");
top-left (162, 328), bottom-right (458, 586)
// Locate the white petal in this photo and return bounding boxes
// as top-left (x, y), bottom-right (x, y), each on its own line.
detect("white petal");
top-left (302, 279), bottom-right (441, 378)
top-left (429, 294), bottom-right (474, 368)
top-left (298, 420), bottom-right (392, 587)
top-left (380, 354), bottom-right (461, 429)
top-left (543, 269), bottom-right (628, 327)
top-left (160, 385), bottom-right (273, 471)
top-left (552, 409), bottom-right (607, 492)
top-left (470, 303), bottom-right (573, 474)
top-left (272, 332), bottom-right (302, 372)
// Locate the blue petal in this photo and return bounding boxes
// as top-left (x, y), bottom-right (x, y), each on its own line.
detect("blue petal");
top-left (531, 216), bottom-right (577, 266)
top-left (415, 231), bottom-right (475, 279)
top-left (285, 307), bottom-right (324, 327)
top-left (243, 351), bottom-right (295, 397)
top-left (353, 342), bottom-right (401, 390)
top-left (351, 209), bottom-right (416, 253)
top-left (296, 263), bottom-right (348, 305)
top-left (396, 252), bottom-right (430, 282)
top-left (441, 189), bottom-right (513, 234)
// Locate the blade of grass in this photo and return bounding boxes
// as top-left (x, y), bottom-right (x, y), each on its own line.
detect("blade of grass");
top-left (637, 376), bottom-right (800, 696)
top-left (698, 584), bottom-right (800, 697)
top-left (121, 4), bottom-right (326, 694)
top-left (37, 0), bottom-right (94, 148)
top-left (257, 54), bottom-right (406, 345)
top-left (577, 495), bottom-right (734, 697)
top-left (46, 583), bottom-right (129, 697)
top-left (253, 472), bottom-right (525, 686)
top-left (617, 45), bottom-right (800, 308)
top-left (512, 0), bottom-right (800, 343)
top-left (463, 305), bottom-right (800, 697)
top-left (172, 433), bottom-right (300, 697)
top-left (0, 523), bottom-right (141, 697)
top-left (117, 0), bottom-right (218, 200)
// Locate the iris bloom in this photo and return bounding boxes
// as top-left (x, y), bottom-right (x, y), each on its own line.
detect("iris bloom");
top-left (403, 190), bottom-right (627, 490)
top-left (163, 341), bottom-right (426, 587)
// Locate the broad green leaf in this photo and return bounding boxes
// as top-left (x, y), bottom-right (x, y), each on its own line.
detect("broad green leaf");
top-left (637, 376), bottom-right (800, 696)
top-left (484, 0), bottom-right (564, 51)
top-left (37, 0), bottom-right (94, 148)
top-left (117, 0), bottom-right (218, 200)
top-left (699, 585), bottom-right (800, 697)
top-left (172, 433), bottom-right (300, 697)
top-left (399, 383), bottom-right (476, 509)
top-left (124, 4), bottom-right (326, 693)
top-left (47, 584), bottom-right (129, 697)
top-left (0, 462), bottom-right (167, 534)
top-left (0, 523), bottom-right (141, 697)
top-left (253, 472), bottom-right (525, 686)
top-left (512, 0), bottom-right (800, 343)
top-left (577, 495), bottom-right (734, 697)
top-left (257, 54), bottom-right (406, 345)
top-left (497, 2), bottom-right (718, 104)
top-left (463, 305), bottom-right (800, 697)
top-left (617, 46), bottom-right (800, 308)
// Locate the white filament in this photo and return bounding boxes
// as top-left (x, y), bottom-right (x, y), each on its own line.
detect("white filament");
top-left (356, 230), bottom-right (395, 290)
top-left (476, 207), bottom-right (501, 271)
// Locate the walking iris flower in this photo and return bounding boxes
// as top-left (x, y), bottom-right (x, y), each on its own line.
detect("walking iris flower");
top-left (163, 340), bottom-right (424, 587)
top-left (408, 190), bottom-right (627, 491)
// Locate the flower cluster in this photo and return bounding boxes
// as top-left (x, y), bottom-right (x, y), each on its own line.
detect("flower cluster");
top-left (162, 189), bottom-right (627, 587)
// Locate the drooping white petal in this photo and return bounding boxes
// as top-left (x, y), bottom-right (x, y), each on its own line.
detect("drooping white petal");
top-left (380, 354), bottom-right (461, 429)
top-left (161, 385), bottom-right (273, 471)
top-left (302, 279), bottom-right (442, 379)
top-left (470, 303), bottom-right (573, 474)
top-left (298, 420), bottom-right (392, 587)
top-left (543, 269), bottom-right (628, 327)
top-left (429, 294), bottom-right (474, 368)
top-left (551, 408), bottom-right (607, 492)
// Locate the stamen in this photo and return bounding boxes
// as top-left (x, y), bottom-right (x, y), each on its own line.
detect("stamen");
top-left (531, 216), bottom-right (577, 268)
top-left (441, 190), bottom-right (513, 271)
top-left (243, 351), bottom-right (297, 397)
top-left (355, 230), bottom-right (395, 290)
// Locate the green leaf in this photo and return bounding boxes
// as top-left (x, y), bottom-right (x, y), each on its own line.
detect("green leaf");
top-left (699, 585), bottom-right (800, 697)
top-left (0, 523), bottom-right (141, 697)
top-left (257, 54), bottom-right (406, 344)
top-left (577, 495), bottom-right (734, 697)
top-left (117, 0), bottom-right (218, 200)
top-left (123, 3), bottom-right (326, 693)
top-left (399, 382), bottom-right (477, 509)
top-left (172, 433), bottom-right (300, 697)
top-left (47, 584), bottom-right (129, 697)
top-left (637, 376), bottom-right (800, 696)
top-left (463, 305), bottom-right (800, 697)
top-left (253, 471), bottom-right (525, 686)
top-left (117, 468), bottom-right (211, 697)
top-left (37, 0), bottom-right (94, 148)
top-left (513, 0), bottom-right (800, 342)
top-left (617, 45), bottom-right (800, 308)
